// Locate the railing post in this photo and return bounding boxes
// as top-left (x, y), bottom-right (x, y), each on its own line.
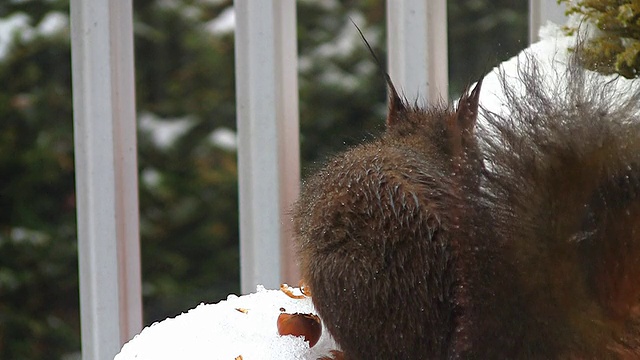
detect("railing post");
top-left (234, 0), bottom-right (301, 294)
top-left (387, 0), bottom-right (448, 104)
top-left (529, 0), bottom-right (568, 43)
top-left (70, 0), bottom-right (142, 358)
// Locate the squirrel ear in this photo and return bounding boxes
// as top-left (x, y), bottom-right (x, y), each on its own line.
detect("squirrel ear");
top-left (386, 80), bottom-right (406, 127)
top-left (349, 19), bottom-right (407, 128)
top-left (446, 79), bottom-right (482, 159)
top-left (455, 79), bottom-right (483, 131)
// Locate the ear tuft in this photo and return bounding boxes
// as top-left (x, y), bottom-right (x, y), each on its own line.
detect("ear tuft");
top-left (455, 79), bottom-right (483, 132)
top-left (386, 78), bottom-right (407, 127)
top-left (350, 18), bottom-right (406, 128)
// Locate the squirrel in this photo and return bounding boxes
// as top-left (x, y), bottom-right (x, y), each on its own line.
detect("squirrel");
top-left (291, 37), bottom-right (640, 358)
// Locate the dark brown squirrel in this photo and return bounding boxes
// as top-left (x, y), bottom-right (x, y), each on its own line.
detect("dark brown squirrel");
top-left (292, 42), bottom-right (640, 358)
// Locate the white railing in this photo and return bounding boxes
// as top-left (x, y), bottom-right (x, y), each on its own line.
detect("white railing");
top-left (530, 0), bottom-right (567, 43)
top-left (69, 0), bottom-right (565, 358)
top-left (234, 0), bottom-right (301, 294)
top-left (70, 0), bottom-right (141, 359)
top-left (387, 0), bottom-right (448, 104)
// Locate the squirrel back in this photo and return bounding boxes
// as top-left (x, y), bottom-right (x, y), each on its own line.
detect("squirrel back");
top-left (293, 50), bottom-right (640, 358)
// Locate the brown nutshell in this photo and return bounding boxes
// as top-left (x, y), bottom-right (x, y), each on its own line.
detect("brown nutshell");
top-left (276, 312), bottom-right (322, 347)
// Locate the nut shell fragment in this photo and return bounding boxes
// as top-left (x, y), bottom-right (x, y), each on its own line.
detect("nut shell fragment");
top-left (280, 283), bottom-right (307, 299)
top-left (276, 312), bottom-right (322, 347)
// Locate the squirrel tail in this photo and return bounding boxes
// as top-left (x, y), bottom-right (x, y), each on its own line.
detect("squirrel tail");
top-left (480, 50), bottom-right (640, 353)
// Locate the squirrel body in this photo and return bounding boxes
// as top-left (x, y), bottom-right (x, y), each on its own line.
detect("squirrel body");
top-left (293, 43), bottom-right (640, 358)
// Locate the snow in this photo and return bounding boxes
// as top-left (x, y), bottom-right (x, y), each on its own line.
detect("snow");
top-left (116, 286), bottom-right (338, 360)
top-left (10, 227), bottom-right (49, 245)
top-left (0, 13), bottom-right (31, 60)
top-left (300, 13), bottom-right (378, 91)
top-left (37, 12), bottom-right (68, 36)
top-left (0, 11), bottom-right (68, 61)
top-left (141, 168), bottom-right (162, 188)
top-left (209, 127), bottom-right (237, 151)
top-left (478, 20), bottom-right (639, 127)
top-left (205, 7), bottom-right (235, 35)
top-left (313, 13), bottom-right (371, 59)
top-left (138, 112), bottom-right (237, 151)
top-left (477, 21), bottom-right (576, 116)
top-left (138, 112), bottom-right (195, 149)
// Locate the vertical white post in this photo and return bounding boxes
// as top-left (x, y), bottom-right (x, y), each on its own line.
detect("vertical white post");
top-left (529, 0), bottom-right (567, 43)
top-left (70, 0), bottom-right (142, 358)
top-left (276, 2), bottom-right (302, 287)
top-left (387, 0), bottom-right (448, 105)
top-left (234, 0), bottom-right (301, 294)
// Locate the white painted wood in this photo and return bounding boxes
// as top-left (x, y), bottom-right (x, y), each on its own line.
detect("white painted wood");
top-left (387, 0), bottom-right (448, 105)
top-left (70, 0), bottom-right (142, 358)
top-left (529, 0), bottom-right (568, 43)
top-left (234, 0), bottom-right (300, 294)
top-left (274, 1), bottom-right (302, 287)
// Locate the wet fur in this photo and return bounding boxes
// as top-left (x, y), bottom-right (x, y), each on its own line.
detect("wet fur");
top-left (293, 50), bottom-right (640, 358)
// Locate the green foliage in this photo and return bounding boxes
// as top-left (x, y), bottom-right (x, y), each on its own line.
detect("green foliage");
top-left (132, 0), bottom-right (241, 324)
top-left (0, 1), bottom-right (78, 358)
top-left (297, 1), bottom-right (388, 166)
top-left (0, 0), bottom-right (527, 358)
top-left (561, 0), bottom-right (640, 78)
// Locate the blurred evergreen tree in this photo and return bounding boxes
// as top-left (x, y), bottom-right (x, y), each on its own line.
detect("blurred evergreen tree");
top-left (560, 0), bottom-right (640, 78)
top-left (0, 1), bottom-right (78, 358)
top-left (0, 0), bottom-right (526, 358)
top-left (132, 0), bottom-right (241, 325)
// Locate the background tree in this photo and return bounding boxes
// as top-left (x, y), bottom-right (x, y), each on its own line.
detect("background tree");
top-left (0, 0), bottom-right (527, 358)
top-left (560, 0), bottom-right (640, 78)
top-left (0, 1), bottom-right (78, 357)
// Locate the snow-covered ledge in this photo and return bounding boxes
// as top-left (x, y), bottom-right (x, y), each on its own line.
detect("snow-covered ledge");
top-left (115, 286), bottom-right (337, 359)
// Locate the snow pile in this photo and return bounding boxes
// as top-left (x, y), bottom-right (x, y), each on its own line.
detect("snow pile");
top-left (477, 22), bottom-right (577, 115)
top-left (116, 286), bottom-right (338, 360)
top-left (478, 21), bottom-right (639, 118)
